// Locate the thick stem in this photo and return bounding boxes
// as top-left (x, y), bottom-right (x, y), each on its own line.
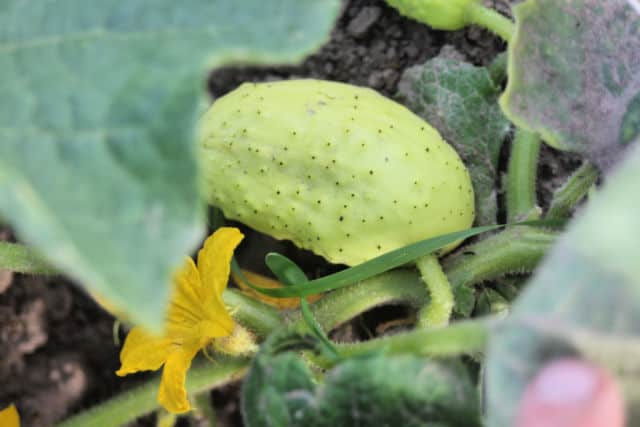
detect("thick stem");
top-left (336, 317), bottom-right (495, 360)
top-left (297, 270), bottom-right (427, 332)
top-left (222, 289), bottom-right (283, 338)
top-left (444, 226), bottom-right (557, 295)
top-left (56, 358), bottom-right (249, 427)
top-left (0, 242), bottom-right (57, 275)
top-left (546, 162), bottom-right (599, 220)
top-left (466, 3), bottom-right (514, 42)
top-left (506, 129), bottom-right (542, 222)
top-left (416, 254), bottom-right (454, 328)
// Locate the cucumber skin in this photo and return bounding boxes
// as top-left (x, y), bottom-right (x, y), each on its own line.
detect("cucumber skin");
top-left (199, 79), bottom-right (475, 266)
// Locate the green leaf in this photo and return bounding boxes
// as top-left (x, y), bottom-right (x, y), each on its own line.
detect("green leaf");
top-left (265, 252), bottom-right (309, 286)
top-left (485, 141), bottom-right (640, 426)
top-left (398, 55), bottom-right (511, 225)
top-left (0, 0), bottom-right (340, 328)
top-left (242, 329), bottom-right (481, 427)
top-left (501, 0), bottom-right (640, 170)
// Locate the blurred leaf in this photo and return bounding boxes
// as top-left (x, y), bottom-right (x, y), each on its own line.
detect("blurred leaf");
top-left (398, 55), bottom-right (511, 225)
top-left (0, 0), bottom-right (340, 328)
top-left (485, 140), bottom-right (640, 426)
top-left (501, 0), bottom-right (640, 170)
top-left (242, 329), bottom-right (481, 427)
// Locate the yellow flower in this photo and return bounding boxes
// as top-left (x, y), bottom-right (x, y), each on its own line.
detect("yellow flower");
top-left (0, 404), bottom-right (19, 427)
top-left (116, 227), bottom-right (243, 413)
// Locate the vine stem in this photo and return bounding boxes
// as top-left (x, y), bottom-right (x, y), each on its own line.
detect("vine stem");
top-left (302, 269), bottom-right (427, 332)
top-left (336, 317), bottom-right (496, 360)
top-left (56, 358), bottom-right (249, 427)
top-left (223, 289), bottom-right (283, 338)
top-left (466, 2), bottom-right (514, 43)
top-left (416, 254), bottom-right (454, 328)
top-left (444, 225), bottom-right (557, 315)
top-left (0, 241), bottom-right (57, 275)
top-left (506, 129), bottom-right (542, 222)
top-left (546, 162), bottom-right (599, 220)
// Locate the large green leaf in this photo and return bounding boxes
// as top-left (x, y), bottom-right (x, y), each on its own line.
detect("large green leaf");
top-left (398, 55), bottom-right (510, 225)
top-left (0, 0), bottom-right (340, 328)
top-left (485, 140), bottom-right (640, 426)
top-left (501, 0), bottom-right (640, 170)
top-left (242, 329), bottom-right (481, 427)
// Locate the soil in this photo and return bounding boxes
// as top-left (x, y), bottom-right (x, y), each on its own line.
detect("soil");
top-left (0, 0), bottom-right (583, 426)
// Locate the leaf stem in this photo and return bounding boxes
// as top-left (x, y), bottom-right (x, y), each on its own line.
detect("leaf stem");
top-left (222, 289), bottom-right (283, 338)
top-left (56, 358), bottom-right (249, 427)
top-left (546, 162), bottom-right (599, 220)
top-left (300, 270), bottom-right (427, 333)
top-left (506, 129), bottom-right (542, 222)
top-left (444, 225), bottom-right (558, 315)
top-left (336, 317), bottom-right (495, 360)
top-left (416, 255), bottom-right (454, 328)
top-left (466, 3), bottom-right (514, 42)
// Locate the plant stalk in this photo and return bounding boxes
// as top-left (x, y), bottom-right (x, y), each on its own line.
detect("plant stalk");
top-left (546, 162), bottom-right (599, 220)
top-left (416, 254), bottom-right (454, 327)
top-left (443, 225), bottom-right (557, 315)
top-left (298, 269), bottom-right (427, 332)
top-left (336, 317), bottom-right (495, 360)
top-left (57, 357), bottom-right (249, 427)
top-left (467, 3), bottom-right (514, 42)
top-left (223, 288), bottom-right (283, 338)
top-left (506, 129), bottom-right (542, 222)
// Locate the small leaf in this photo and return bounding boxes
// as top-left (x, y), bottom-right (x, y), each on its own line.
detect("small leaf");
top-left (501, 0), bottom-right (640, 170)
top-left (398, 55), bottom-right (511, 225)
top-left (485, 141), bottom-right (640, 426)
top-left (0, 0), bottom-right (340, 328)
top-left (242, 328), bottom-right (481, 427)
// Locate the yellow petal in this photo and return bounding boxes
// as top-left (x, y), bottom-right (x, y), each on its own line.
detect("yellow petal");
top-left (116, 327), bottom-right (174, 376)
top-left (168, 257), bottom-right (207, 335)
top-left (0, 404), bottom-right (19, 427)
top-left (197, 227), bottom-right (244, 297)
top-left (232, 269), bottom-right (323, 309)
top-left (158, 346), bottom-right (199, 414)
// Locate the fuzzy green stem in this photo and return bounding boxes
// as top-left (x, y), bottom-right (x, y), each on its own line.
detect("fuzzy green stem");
top-left (0, 242), bottom-right (57, 275)
top-left (222, 289), bottom-right (283, 338)
top-left (416, 254), bottom-right (453, 328)
top-left (297, 270), bottom-right (427, 332)
top-left (57, 358), bottom-right (249, 427)
top-left (546, 162), bottom-right (599, 220)
top-left (336, 317), bottom-right (494, 360)
top-left (466, 2), bottom-right (514, 42)
top-left (444, 226), bottom-right (557, 299)
top-left (506, 129), bottom-right (542, 222)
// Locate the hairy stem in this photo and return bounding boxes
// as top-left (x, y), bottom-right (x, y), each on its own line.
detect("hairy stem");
top-left (0, 242), bottom-right (57, 275)
top-left (466, 3), bottom-right (514, 42)
top-left (223, 289), bottom-right (283, 338)
top-left (416, 255), bottom-right (454, 327)
top-left (506, 129), bottom-right (541, 222)
top-left (444, 226), bottom-right (557, 314)
top-left (298, 270), bottom-right (427, 332)
top-left (57, 358), bottom-right (249, 427)
top-left (336, 317), bottom-right (495, 360)
top-left (546, 162), bottom-right (599, 220)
